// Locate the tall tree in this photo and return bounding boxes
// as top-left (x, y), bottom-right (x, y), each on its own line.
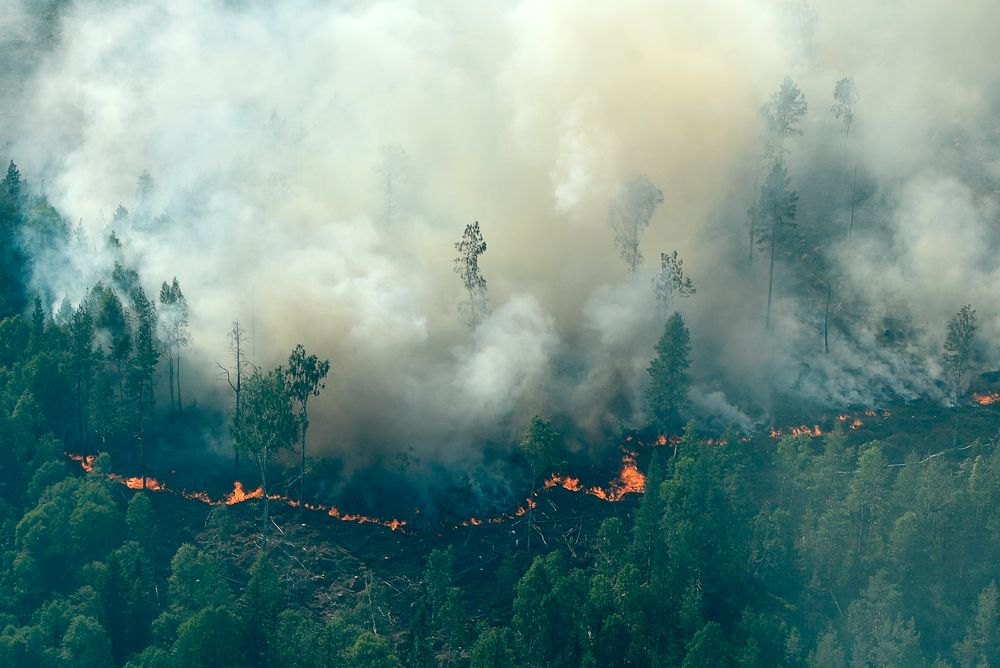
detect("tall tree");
top-left (0, 160), bottom-right (28, 317)
top-left (518, 416), bottom-right (560, 550)
top-left (652, 250), bottom-right (695, 317)
top-left (69, 301), bottom-right (96, 447)
top-left (761, 76), bottom-right (808, 160)
top-left (93, 285), bottom-right (132, 402)
top-left (943, 304), bottom-right (977, 404)
top-left (454, 221), bottom-right (489, 351)
top-left (831, 77), bottom-right (860, 242)
top-left (126, 287), bottom-right (158, 488)
top-left (236, 367), bottom-right (296, 550)
top-left (158, 277), bottom-right (190, 412)
top-left (831, 77), bottom-right (858, 146)
top-left (645, 312), bottom-right (691, 434)
top-left (754, 162), bottom-right (799, 330)
top-left (218, 321), bottom-right (253, 469)
top-left (284, 344), bottom-right (330, 506)
top-left (608, 175), bottom-right (663, 279)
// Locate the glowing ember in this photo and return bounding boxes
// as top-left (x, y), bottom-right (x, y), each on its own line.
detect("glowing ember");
top-left (973, 392), bottom-right (1000, 406)
top-left (850, 418), bottom-right (863, 430)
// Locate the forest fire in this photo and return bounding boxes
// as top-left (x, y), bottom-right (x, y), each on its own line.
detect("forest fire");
top-left (973, 392), bottom-right (1000, 406)
top-left (67, 453), bottom-right (95, 472)
top-left (65, 454), bottom-right (408, 531)
top-left (770, 425), bottom-right (823, 438)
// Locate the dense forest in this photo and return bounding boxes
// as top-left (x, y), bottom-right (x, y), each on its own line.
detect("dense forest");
top-left (1, 154), bottom-right (1000, 666)
top-left (3, 0), bottom-right (1000, 666)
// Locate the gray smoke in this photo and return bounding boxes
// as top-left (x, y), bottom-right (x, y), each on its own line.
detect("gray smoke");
top-left (3, 0), bottom-right (1000, 473)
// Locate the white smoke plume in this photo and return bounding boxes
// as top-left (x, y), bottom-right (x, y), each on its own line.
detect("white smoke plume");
top-left (2, 0), bottom-right (999, 473)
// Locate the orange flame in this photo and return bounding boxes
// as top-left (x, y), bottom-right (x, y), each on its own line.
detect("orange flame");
top-left (67, 453), bottom-right (95, 472)
top-left (974, 392), bottom-right (1000, 406)
top-left (65, 454), bottom-right (407, 531)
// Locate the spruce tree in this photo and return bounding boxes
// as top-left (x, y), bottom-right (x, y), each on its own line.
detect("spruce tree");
top-left (645, 312), bottom-right (692, 434)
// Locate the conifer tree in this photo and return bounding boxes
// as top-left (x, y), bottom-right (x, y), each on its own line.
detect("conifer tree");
top-left (645, 312), bottom-right (692, 434)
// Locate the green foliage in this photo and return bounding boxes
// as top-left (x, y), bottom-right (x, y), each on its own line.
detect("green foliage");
top-left (608, 175), bottom-right (664, 276)
top-left (239, 554), bottom-right (285, 668)
top-left (171, 606), bottom-right (241, 668)
top-left (454, 221), bottom-right (489, 333)
top-left (645, 312), bottom-right (692, 433)
top-left (125, 493), bottom-right (155, 548)
top-left (943, 304), bottom-right (977, 401)
top-left (470, 626), bottom-right (516, 668)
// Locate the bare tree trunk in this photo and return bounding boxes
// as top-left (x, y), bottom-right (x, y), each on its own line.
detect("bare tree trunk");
top-left (847, 166), bottom-right (858, 244)
top-left (176, 344), bottom-right (182, 411)
top-left (261, 448), bottom-right (269, 551)
top-left (824, 282), bottom-right (832, 353)
top-left (299, 399), bottom-right (308, 506)
top-left (765, 221), bottom-right (777, 331)
top-left (167, 353), bottom-right (174, 412)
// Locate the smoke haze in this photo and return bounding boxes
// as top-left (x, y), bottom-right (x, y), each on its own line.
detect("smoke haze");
top-left (3, 0), bottom-right (1000, 472)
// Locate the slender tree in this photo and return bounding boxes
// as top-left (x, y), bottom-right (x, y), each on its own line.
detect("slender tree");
top-left (754, 162), bottom-right (799, 330)
top-left (237, 367), bottom-right (296, 551)
top-left (652, 250), bottom-right (695, 317)
top-left (126, 287), bottom-right (158, 489)
top-left (69, 301), bottom-right (96, 447)
top-left (454, 222), bottom-right (489, 351)
top-left (285, 344), bottom-right (330, 506)
top-left (518, 416), bottom-right (560, 550)
top-left (831, 77), bottom-right (858, 147)
top-left (219, 321), bottom-right (253, 469)
top-left (761, 76), bottom-right (808, 160)
top-left (608, 175), bottom-right (663, 279)
top-left (943, 304), bottom-right (977, 404)
top-left (0, 160), bottom-right (27, 317)
top-left (158, 277), bottom-right (190, 411)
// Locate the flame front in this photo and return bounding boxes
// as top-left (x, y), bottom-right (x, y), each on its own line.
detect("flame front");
top-left (65, 455), bottom-right (407, 531)
top-left (974, 392), bottom-right (1000, 406)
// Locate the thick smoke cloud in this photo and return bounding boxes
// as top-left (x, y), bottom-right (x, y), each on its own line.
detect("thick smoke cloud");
top-left (3, 0), bottom-right (1000, 473)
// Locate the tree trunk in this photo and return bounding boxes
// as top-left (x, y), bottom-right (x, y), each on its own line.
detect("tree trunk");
top-left (176, 344), bottom-right (182, 411)
top-left (765, 221), bottom-right (777, 331)
top-left (848, 166), bottom-right (858, 243)
top-left (167, 353), bottom-right (174, 412)
top-left (299, 399), bottom-right (308, 506)
top-left (824, 282), bottom-right (832, 354)
top-left (261, 449), bottom-right (269, 551)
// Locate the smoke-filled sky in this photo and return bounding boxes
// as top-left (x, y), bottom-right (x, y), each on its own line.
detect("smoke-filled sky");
top-left (2, 0), bottom-right (999, 470)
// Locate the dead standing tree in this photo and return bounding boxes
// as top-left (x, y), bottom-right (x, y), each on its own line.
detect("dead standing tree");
top-left (218, 321), bottom-right (255, 469)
